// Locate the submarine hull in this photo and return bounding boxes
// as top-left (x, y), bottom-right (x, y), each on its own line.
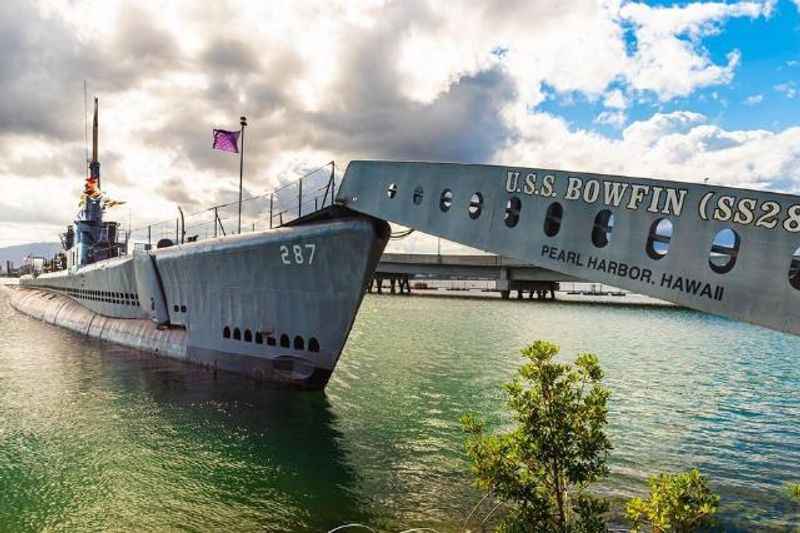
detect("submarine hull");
top-left (14, 213), bottom-right (389, 389)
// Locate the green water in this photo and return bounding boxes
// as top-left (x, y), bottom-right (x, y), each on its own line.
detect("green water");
top-left (1, 289), bottom-right (800, 531)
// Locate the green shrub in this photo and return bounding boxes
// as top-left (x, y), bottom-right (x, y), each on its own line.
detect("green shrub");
top-left (461, 340), bottom-right (611, 532)
top-left (626, 469), bottom-right (719, 532)
top-left (787, 482), bottom-right (800, 502)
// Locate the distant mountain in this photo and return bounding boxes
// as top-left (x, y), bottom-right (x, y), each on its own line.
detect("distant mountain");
top-left (0, 242), bottom-right (61, 271)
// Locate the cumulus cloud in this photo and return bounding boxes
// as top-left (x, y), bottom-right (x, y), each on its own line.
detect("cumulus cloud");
top-left (619, 0), bottom-right (765, 100)
top-left (604, 90), bottom-right (628, 110)
top-left (499, 110), bottom-right (799, 191)
top-left (744, 94), bottom-right (764, 105)
top-left (0, 0), bottom-right (794, 248)
top-left (595, 110), bottom-right (627, 129)
top-left (775, 82), bottom-right (798, 98)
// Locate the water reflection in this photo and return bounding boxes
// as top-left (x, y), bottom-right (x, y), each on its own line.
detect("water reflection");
top-left (0, 286), bottom-right (368, 532)
top-left (3, 286), bottom-right (800, 530)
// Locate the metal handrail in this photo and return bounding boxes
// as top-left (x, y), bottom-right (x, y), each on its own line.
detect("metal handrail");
top-left (128, 161), bottom-right (337, 249)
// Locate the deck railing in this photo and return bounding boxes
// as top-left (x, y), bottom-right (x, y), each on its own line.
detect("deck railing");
top-left (127, 162), bottom-right (337, 250)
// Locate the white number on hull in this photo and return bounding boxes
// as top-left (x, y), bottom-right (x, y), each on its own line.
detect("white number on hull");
top-left (280, 243), bottom-right (316, 265)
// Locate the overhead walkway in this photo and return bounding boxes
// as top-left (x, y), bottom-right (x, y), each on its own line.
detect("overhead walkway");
top-left (338, 161), bottom-right (800, 336)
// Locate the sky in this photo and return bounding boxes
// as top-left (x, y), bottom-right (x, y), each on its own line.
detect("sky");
top-left (1, 0), bottom-right (799, 248)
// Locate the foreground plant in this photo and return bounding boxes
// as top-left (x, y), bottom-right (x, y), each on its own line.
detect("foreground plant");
top-left (461, 340), bottom-right (611, 532)
top-left (788, 482), bottom-right (800, 502)
top-left (626, 469), bottom-right (719, 532)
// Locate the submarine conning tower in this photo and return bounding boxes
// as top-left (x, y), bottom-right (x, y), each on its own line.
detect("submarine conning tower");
top-left (74, 97), bottom-right (103, 268)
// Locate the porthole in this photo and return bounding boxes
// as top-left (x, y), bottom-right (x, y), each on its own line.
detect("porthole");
top-left (267, 335), bottom-right (276, 346)
top-left (544, 202), bottom-right (563, 237)
top-left (294, 336), bottom-right (305, 350)
top-left (173, 305), bottom-right (179, 312)
top-left (504, 197), bottom-right (522, 228)
top-left (789, 247), bottom-right (800, 290)
top-left (709, 228), bottom-right (740, 274)
top-left (468, 193), bottom-right (483, 219)
top-left (412, 186), bottom-right (424, 205)
top-left (386, 183), bottom-right (398, 199)
top-left (646, 218), bottom-right (673, 260)
top-left (233, 328), bottom-right (241, 340)
top-left (180, 305), bottom-right (187, 313)
top-left (309, 337), bottom-right (320, 352)
top-left (244, 329), bottom-right (253, 342)
top-left (591, 210), bottom-right (614, 248)
top-left (440, 189), bottom-right (453, 212)
top-left (280, 334), bottom-right (290, 348)
top-left (255, 332), bottom-right (264, 344)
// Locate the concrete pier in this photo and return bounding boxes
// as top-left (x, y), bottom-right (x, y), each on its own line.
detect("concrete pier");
top-left (371, 253), bottom-right (577, 299)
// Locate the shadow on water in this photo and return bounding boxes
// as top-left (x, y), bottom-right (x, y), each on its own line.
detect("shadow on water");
top-left (96, 343), bottom-right (374, 532)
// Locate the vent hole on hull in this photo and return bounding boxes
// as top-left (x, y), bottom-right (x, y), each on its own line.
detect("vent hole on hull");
top-left (309, 338), bottom-right (320, 352)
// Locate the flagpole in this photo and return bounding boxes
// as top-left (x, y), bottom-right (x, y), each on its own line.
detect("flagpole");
top-left (238, 115), bottom-right (247, 234)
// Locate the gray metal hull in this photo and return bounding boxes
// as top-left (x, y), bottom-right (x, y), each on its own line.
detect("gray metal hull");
top-left (15, 212), bottom-right (389, 389)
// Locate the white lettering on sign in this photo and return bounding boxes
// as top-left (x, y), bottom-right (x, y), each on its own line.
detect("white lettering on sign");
top-left (540, 244), bottom-right (726, 302)
top-left (505, 171), bottom-right (557, 199)
top-left (697, 193), bottom-right (800, 232)
top-left (506, 170), bottom-right (688, 217)
top-left (280, 243), bottom-right (316, 265)
top-left (505, 168), bottom-right (800, 234)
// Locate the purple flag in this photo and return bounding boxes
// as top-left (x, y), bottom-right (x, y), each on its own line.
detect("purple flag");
top-left (212, 129), bottom-right (240, 153)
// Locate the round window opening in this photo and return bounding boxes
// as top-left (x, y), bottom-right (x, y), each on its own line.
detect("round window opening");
top-left (413, 186), bottom-right (424, 205)
top-left (544, 202), bottom-right (563, 237)
top-left (504, 197), bottom-right (522, 228)
top-left (646, 218), bottom-right (673, 260)
top-left (708, 228), bottom-right (740, 274)
top-left (789, 246), bottom-right (800, 290)
top-left (440, 189), bottom-right (454, 212)
top-left (468, 193), bottom-right (483, 219)
top-left (591, 210), bottom-right (614, 248)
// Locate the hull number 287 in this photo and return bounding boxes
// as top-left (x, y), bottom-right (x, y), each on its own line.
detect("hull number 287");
top-left (280, 243), bottom-right (316, 265)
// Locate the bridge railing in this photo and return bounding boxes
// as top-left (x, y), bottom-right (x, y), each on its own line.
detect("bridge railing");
top-left (127, 162), bottom-right (337, 250)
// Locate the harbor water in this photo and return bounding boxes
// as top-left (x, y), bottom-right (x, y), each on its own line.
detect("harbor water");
top-left (1, 286), bottom-right (799, 531)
